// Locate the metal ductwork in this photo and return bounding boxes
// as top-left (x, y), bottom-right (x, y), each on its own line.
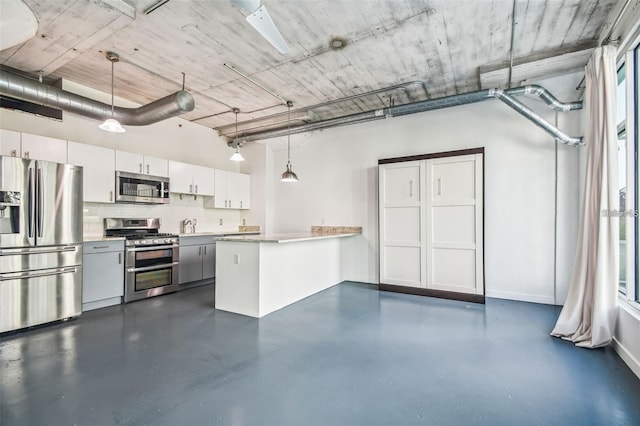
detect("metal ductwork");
top-left (236, 84), bottom-right (584, 146)
top-left (0, 68), bottom-right (195, 125)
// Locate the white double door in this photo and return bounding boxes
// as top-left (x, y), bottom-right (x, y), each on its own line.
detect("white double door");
top-left (379, 153), bottom-right (484, 295)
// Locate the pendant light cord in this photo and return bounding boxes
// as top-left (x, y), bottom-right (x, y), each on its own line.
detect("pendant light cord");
top-left (110, 59), bottom-right (115, 117)
top-left (287, 102), bottom-right (291, 163)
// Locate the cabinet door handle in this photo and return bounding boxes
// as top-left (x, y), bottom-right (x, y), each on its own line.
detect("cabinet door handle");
top-left (198, 246), bottom-right (202, 255)
top-left (10, 149), bottom-right (17, 157)
top-left (93, 245), bottom-right (109, 249)
top-left (204, 246), bottom-right (207, 255)
top-left (409, 180), bottom-right (413, 197)
top-left (110, 190), bottom-right (113, 202)
top-left (24, 151), bottom-right (30, 159)
top-left (189, 184), bottom-right (193, 193)
top-left (139, 163), bottom-right (143, 173)
top-left (146, 164), bottom-right (150, 174)
top-left (118, 253), bottom-right (122, 264)
top-left (195, 184), bottom-right (198, 194)
top-left (437, 178), bottom-right (442, 196)
top-left (240, 201), bottom-right (243, 208)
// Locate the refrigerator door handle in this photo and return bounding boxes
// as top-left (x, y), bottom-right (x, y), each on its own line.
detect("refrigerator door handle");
top-left (28, 167), bottom-right (35, 239)
top-left (0, 246), bottom-right (78, 256)
top-left (37, 167), bottom-right (44, 238)
top-left (0, 266), bottom-right (77, 281)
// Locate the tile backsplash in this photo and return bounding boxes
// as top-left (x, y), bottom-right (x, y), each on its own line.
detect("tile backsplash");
top-left (83, 194), bottom-right (243, 237)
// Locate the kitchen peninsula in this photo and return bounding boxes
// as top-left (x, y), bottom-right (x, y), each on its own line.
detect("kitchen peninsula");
top-left (214, 227), bottom-right (362, 317)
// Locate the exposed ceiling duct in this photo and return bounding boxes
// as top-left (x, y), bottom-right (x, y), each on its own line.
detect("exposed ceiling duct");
top-left (0, 68), bottom-right (195, 126)
top-left (234, 85), bottom-right (584, 146)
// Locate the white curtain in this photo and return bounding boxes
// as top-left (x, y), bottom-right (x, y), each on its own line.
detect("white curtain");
top-left (551, 45), bottom-right (619, 348)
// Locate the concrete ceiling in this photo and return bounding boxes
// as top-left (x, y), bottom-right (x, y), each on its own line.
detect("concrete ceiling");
top-left (0, 0), bottom-right (619, 141)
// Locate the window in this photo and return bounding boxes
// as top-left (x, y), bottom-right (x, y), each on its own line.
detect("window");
top-left (634, 42), bottom-right (640, 304)
top-left (619, 38), bottom-right (640, 305)
top-left (617, 64), bottom-right (627, 294)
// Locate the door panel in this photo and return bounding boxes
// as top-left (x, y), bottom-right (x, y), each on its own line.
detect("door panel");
top-left (432, 248), bottom-right (476, 292)
top-left (0, 265), bottom-right (82, 333)
top-left (383, 207), bottom-right (421, 242)
top-left (0, 157), bottom-right (33, 248)
top-left (36, 161), bottom-right (82, 246)
top-left (432, 206), bottom-right (476, 244)
top-left (202, 243), bottom-right (216, 280)
top-left (432, 160), bottom-right (475, 200)
top-left (426, 154), bottom-right (483, 295)
top-left (381, 164), bottom-right (421, 205)
top-left (383, 246), bottom-right (422, 286)
top-left (178, 244), bottom-right (203, 284)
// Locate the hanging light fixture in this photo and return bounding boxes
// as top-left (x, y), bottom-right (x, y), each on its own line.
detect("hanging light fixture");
top-left (280, 101), bottom-right (299, 182)
top-left (99, 52), bottom-right (125, 133)
top-left (230, 108), bottom-right (245, 161)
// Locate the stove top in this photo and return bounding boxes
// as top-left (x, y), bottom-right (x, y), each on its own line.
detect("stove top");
top-left (125, 232), bottom-right (177, 240)
top-left (103, 218), bottom-right (178, 246)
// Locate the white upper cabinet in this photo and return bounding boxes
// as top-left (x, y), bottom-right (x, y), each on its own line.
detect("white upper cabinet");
top-left (67, 141), bottom-right (116, 203)
top-left (214, 169), bottom-right (250, 209)
top-left (213, 169), bottom-right (229, 208)
top-left (0, 129), bottom-right (21, 157)
top-left (168, 161), bottom-right (214, 196)
top-left (168, 160), bottom-right (193, 194)
top-left (116, 150), bottom-right (168, 177)
top-left (237, 173), bottom-right (251, 210)
top-left (1, 132), bottom-right (67, 164)
top-left (192, 164), bottom-right (215, 196)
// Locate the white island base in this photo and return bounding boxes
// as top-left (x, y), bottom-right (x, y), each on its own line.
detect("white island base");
top-left (215, 232), bottom-right (359, 318)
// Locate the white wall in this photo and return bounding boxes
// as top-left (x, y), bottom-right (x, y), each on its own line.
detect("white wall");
top-left (253, 86), bottom-right (581, 305)
top-left (0, 80), bottom-right (244, 235)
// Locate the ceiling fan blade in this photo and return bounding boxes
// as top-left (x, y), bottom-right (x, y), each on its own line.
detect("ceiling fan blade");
top-left (246, 5), bottom-right (289, 54)
top-left (230, 0), bottom-right (260, 14)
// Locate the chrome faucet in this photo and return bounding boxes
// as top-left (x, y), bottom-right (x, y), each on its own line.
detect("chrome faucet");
top-left (182, 218), bottom-right (193, 234)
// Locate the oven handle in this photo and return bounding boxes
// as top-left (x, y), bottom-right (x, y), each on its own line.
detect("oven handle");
top-left (126, 244), bottom-right (178, 252)
top-left (127, 262), bottom-right (179, 273)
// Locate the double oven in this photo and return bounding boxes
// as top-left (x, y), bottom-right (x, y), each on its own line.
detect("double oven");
top-left (105, 218), bottom-right (179, 303)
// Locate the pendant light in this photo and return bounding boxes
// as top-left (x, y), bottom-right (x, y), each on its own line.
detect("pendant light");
top-left (230, 108), bottom-right (245, 161)
top-left (280, 101), bottom-right (299, 182)
top-left (99, 52), bottom-right (125, 133)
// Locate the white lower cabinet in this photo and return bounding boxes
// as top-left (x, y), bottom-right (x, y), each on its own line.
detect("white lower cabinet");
top-left (179, 236), bottom-right (216, 284)
top-left (82, 240), bottom-right (124, 311)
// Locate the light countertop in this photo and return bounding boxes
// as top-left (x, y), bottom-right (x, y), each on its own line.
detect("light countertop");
top-left (83, 236), bottom-right (126, 242)
top-left (178, 231), bottom-right (260, 237)
top-left (216, 232), bottom-right (361, 244)
top-left (83, 231), bottom-right (259, 242)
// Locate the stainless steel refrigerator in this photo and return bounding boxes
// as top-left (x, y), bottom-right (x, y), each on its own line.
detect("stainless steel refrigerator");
top-left (0, 156), bottom-right (83, 333)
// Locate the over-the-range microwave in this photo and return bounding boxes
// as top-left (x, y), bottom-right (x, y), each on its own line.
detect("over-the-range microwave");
top-left (115, 171), bottom-right (170, 204)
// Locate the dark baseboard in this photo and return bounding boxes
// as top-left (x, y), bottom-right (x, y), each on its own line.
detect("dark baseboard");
top-left (379, 284), bottom-right (485, 304)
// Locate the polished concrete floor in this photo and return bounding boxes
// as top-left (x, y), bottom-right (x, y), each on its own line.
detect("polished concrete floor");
top-left (1, 282), bottom-right (639, 426)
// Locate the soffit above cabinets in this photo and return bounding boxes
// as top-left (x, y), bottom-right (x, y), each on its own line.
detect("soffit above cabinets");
top-left (0, 0), bottom-right (619, 139)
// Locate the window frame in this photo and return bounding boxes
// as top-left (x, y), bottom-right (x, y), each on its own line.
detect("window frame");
top-left (620, 36), bottom-right (640, 308)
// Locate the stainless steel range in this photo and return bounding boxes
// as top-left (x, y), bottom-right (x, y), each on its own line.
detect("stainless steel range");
top-left (104, 218), bottom-right (179, 303)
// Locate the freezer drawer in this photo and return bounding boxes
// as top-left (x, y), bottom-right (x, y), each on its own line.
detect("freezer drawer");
top-left (0, 244), bottom-right (82, 273)
top-left (0, 265), bottom-right (82, 333)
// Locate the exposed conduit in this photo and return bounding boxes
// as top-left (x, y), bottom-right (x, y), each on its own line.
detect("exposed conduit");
top-left (0, 68), bottom-right (195, 126)
top-left (236, 85), bottom-right (584, 146)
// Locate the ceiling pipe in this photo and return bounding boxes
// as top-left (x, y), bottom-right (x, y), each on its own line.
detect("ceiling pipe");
top-left (234, 84), bottom-right (583, 146)
top-left (0, 68), bottom-right (195, 126)
top-left (215, 80), bottom-right (429, 135)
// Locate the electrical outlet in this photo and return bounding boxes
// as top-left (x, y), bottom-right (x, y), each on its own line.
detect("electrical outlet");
top-left (234, 254), bottom-right (240, 264)
top-left (242, 218), bottom-right (246, 225)
top-left (219, 218), bottom-right (223, 226)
